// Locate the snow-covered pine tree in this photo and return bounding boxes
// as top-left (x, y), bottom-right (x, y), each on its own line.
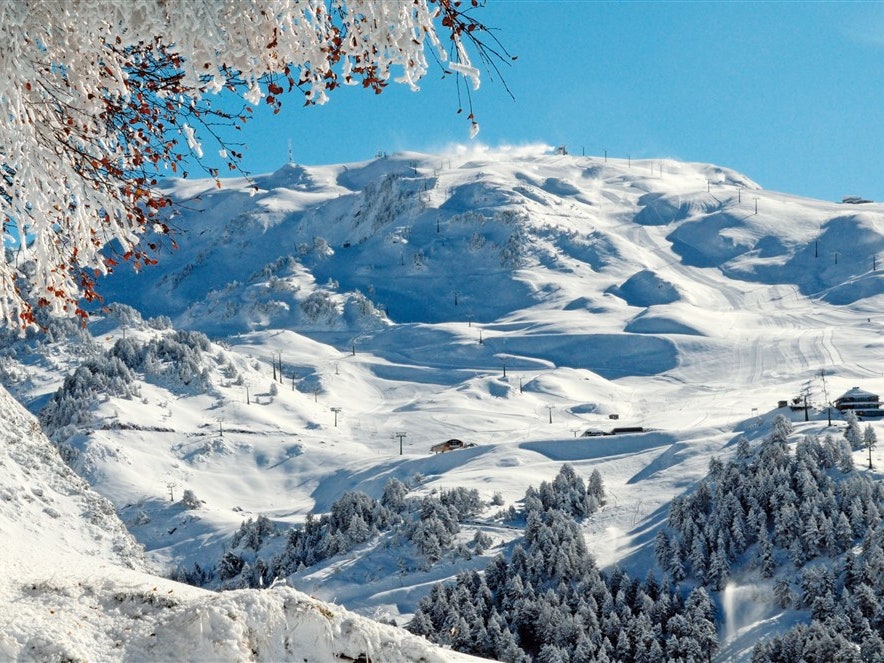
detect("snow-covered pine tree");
top-left (863, 424), bottom-right (877, 469)
top-left (410, 467), bottom-right (719, 662)
top-left (656, 419), bottom-right (884, 660)
top-left (845, 410), bottom-right (863, 450)
top-left (587, 468), bottom-right (606, 507)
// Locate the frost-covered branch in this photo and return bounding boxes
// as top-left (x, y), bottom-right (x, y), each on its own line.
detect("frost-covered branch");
top-left (0, 0), bottom-right (490, 327)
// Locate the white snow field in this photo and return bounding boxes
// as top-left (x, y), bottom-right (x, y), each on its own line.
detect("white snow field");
top-left (3, 146), bottom-right (884, 660)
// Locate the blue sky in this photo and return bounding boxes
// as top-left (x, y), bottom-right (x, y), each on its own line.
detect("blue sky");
top-left (203, 1), bottom-right (884, 203)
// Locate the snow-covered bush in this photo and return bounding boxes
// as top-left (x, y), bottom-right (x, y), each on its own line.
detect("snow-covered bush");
top-left (412, 249), bottom-right (427, 269)
top-left (300, 291), bottom-right (337, 322)
top-left (312, 237), bottom-right (332, 259)
top-left (0, 304), bottom-right (93, 349)
top-left (109, 330), bottom-right (213, 390)
top-left (355, 173), bottom-right (426, 234)
top-left (249, 256), bottom-right (299, 283)
top-left (469, 232), bottom-right (487, 251)
top-left (40, 356), bottom-right (139, 438)
top-left (499, 231), bottom-right (527, 268)
top-left (106, 303), bottom-right (143, 327)
top-left (147, 315), bottom-right (173, 330)
top-left (180, 489), bottom-right (202, 510)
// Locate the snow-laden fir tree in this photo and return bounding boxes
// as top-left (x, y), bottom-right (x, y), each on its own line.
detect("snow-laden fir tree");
top-left (659, 415), bottom-right (884, 660)
top-left (409, 465), bottom-right (720, 663)
top-left (845, 410), bottom-right (863, 450)
top-left (863, 424), bottom-right (877, 469)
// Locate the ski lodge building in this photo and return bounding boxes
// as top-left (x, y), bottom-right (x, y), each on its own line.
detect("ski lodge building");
top-left (835, 387), bottom-right (884, 418)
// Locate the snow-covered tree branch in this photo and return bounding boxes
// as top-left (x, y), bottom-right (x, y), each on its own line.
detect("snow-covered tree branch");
top-left (0, 0), bottom-right (489, 327)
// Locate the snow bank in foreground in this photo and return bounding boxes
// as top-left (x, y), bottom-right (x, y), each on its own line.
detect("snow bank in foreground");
top-left (2, 573), bottom-right (487, 661)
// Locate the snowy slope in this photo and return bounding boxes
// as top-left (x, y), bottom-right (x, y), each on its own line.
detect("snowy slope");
top-left (6, 146), bottom-right (884, 660)
top-left (0, 382), bottom-right (491, 662)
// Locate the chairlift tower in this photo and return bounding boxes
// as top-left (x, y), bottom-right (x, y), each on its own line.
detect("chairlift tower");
top-left (394, 432), bottom-right (407, 455)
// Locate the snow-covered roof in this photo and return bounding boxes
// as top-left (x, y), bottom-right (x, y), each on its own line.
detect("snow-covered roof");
top-left (836, 386), bottom-right (879, 401)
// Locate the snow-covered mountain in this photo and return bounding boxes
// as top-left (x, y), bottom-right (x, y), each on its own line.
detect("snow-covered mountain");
top-left (4, 145), bottom-right (884, 661)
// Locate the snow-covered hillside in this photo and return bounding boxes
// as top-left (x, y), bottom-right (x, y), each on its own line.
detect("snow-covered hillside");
top-left (0, 377), bottom-right (490, 661)
top-left (4, 145), bottom-right (884, 660)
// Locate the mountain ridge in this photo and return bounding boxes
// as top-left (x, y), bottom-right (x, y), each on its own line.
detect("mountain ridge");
top-left (4, 146), bottom-right (884, 660)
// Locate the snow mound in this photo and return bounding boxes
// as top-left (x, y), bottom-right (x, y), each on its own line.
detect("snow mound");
top-left (667, 211), bottom-right (755, 268)
top-left (821, 273), bottom-right (884, 305)
top-left (252, 163), bottom-right (319, 192)
top-left (132, 585), bottom-right (489, 662)
top-left (607, 270), bottom-right (681, 307)
top-left (722, 212), bottom-right (884, 300)
top-left (625, 311), bottom-right (703, 336)
top-left (634, 192), bottom-right (722, 226)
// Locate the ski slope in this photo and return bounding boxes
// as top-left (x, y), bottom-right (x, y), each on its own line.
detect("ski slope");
top-left (3, 146), bottom-right (884, 660)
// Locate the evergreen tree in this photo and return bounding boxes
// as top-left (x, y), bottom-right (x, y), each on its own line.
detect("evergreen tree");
top-left (707, 539), bottom-right (730, 591)
top-left (756, 528), bottom-right (776, 578)
top-left (408, 608), bottom-right (434, 636)
top-left (684, 587), bottom-right (718, 660)
top-left (654, 529), bottom-right (671, 564)
top-left (587, 469), bottom-right (606, 505)
top-left (409, 465), bottom-right (710, 661)
top-left (845, 410), bottom-right (863, 451)
top-left (736, 436), bottom-right (752, 460)
top-left (859, 630), bottom-right (884, 661)
top-left (862, 424), bottom-right (877, 470)
top-left (381, 478), bottom-right (408, 512)
top-left (771, 414), bottom-right (794, 442)
top-left (837, 436), bottom-right (856, 472)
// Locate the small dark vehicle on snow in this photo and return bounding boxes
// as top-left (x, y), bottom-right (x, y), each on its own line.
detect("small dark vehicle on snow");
top-left (430, 438), bottom-right (476, 454)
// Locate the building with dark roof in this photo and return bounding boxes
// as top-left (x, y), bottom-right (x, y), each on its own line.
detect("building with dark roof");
top-left (835, 387), bottom-right (883, 417)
